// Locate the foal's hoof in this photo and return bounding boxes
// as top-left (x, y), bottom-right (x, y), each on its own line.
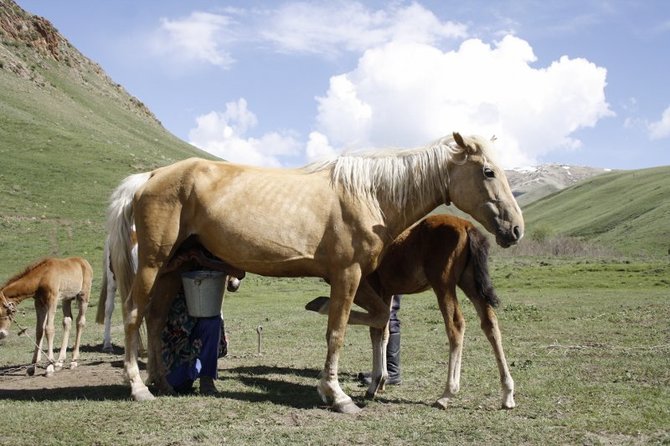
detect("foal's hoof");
top-left (45, 364), bottom-right (55, 377)
top-left (332, 399), bottom-right (362, 414)
top-left (305, 296), bottom-right (329, 313)
top-left (501, 398), bottom-right (516, 410)
top-left (102, 345), bottom-right (114, 354)
top-left (433, 398), bottom-right (450, 410)
top-left (70, 361), bottom-right (78, 369)
top-left (54, 362), bottom-right (64, 371)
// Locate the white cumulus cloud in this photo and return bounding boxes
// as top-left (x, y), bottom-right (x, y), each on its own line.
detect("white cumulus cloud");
top-left (306, 131), bottom-right (338, 163)
top-left (149, 11), bottom-right (237, 68)
top-left (188, 99), bottom-right (301, 167)
top-left (648, 106), bottom-right (670, 140)
top-left (313, 35), bottom-right (613, 167)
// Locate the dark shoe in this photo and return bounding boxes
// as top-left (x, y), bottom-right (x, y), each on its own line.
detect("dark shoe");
top-left (199, 376), bottom-right (219, 396)
top-left (173, 380), bottom-right (195, 395)
top-left (357, 371), bottom-right (401, 386)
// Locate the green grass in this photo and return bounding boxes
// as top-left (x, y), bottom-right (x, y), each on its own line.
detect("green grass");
top-left (1, 261), bottom-right (669, 445)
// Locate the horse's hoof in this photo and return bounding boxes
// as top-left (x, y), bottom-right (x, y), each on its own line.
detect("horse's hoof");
top-left (45, 365), bottom-right (55, 377)
top-left (133, 387), bottom-right (157, 402)
top-left (364, 390), bottom-right (377, 400)
top-left (501, 399), bottom-right (516, 410)
top-left (316, 382), bottom-right (330, 404)
top-left (332, 399), bottom-right (362, 414)
top-left (70, 361), bottom-right (78, 369)
top-left (433, 398), bottom-right (449, 410)
top-left (26, 366), bottom-right (35, 376)
top-left (54, 362), bottom-right (63, 371)
top-left (305, 296), bottom-right (329, 313)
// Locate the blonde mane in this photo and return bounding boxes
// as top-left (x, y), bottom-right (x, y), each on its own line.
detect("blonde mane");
top-left (306, 134), bottom-right (477, 218)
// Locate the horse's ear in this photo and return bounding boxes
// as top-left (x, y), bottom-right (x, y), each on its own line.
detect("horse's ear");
top-left (453, 132), bottom-right (466, 149)
top-left (452, 132), bottom-right (477, 154)
top-left (490, 135), bottom-right (497, 142)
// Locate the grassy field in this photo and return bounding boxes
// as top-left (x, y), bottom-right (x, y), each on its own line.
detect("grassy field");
top-left (1, 257), bottom-right (668, 446)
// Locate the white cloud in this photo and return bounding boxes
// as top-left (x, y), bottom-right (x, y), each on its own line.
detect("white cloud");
top-left (148, 3), bottom-right (466, 66)
top-left (313, 35), bottom-right (614, 167)
top-left (149, 11), bottom-right (237, 68)
top-left (188, 99), bottom-right (301, 167)
top-left (168, 6), bottom-right (613, 168)
top-left (648, 106), bottom-right (670, 140)
top-left (305, 131), bottom-right (337, 162)
top-left (261, 2), bottom-right (467, 56)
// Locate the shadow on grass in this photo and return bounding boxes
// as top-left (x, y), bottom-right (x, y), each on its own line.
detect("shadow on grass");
top-left (0, 349), bottom-right (404, 410)
top-left (0, 384), bottom-right (131, 401)
top-left (215, 365), bottom-right (425, 410)
top-left (0, 362), bottom-right (366, 410)
top-left (78, 343), bottom-right (125, 355)
top-left (219, 365), bottom-right (325, 409)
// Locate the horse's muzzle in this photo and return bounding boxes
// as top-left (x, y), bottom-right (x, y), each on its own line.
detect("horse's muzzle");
top-left (496, 225), bottom-right (523, 248)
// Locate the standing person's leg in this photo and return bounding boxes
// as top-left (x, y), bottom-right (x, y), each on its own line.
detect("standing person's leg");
top-left (192, 315), bottom-right (222, 395)
top-left (358, 294), bottom-right (402, 386)
top-left (386, 294), bottom-right (402, 385)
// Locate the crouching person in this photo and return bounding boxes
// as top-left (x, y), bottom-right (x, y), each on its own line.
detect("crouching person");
top-left (161, 274), bottom-right (239, 396)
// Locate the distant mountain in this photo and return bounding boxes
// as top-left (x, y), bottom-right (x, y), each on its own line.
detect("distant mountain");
top-left (522, 165), bottom-right (670, 256)
top-left (0, 1), bottom-right (159, 126)
top-left (505, 164), bottom-right (612, 206)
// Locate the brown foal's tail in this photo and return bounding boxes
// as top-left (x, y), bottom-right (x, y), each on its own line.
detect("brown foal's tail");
top-left (466, 226), bottom-right (500, 308)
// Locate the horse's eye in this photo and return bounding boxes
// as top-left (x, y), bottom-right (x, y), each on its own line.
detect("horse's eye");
top-left (483, 167), bottom-right (495, 179)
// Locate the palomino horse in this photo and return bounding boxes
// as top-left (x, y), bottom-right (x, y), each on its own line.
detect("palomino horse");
top-left (305, 214), bottom-right (516, 409)
top-left (108, 132), bottom-right (523, 413)
top-left (0, 257), bottom-right (92, 376)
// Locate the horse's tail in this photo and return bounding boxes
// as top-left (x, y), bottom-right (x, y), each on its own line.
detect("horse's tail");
top-left (107, 172), bottom-right (150, 307)
top-left (95, 237), bottom-right (111, 325)
top-left (466, 225), bottom-right (500, 308)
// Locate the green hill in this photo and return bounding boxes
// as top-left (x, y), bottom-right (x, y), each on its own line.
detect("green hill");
top-left (0, 1), bottom-right (211, 278)
top-left (522, 166), bottom-right (670, 257)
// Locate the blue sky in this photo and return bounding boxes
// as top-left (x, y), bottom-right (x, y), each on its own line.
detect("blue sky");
top-left (17, 0), bottom-right (670, 169)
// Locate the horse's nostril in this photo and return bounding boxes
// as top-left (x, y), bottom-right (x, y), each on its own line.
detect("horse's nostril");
top-left (513, 225), bottom-right (522, 240)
